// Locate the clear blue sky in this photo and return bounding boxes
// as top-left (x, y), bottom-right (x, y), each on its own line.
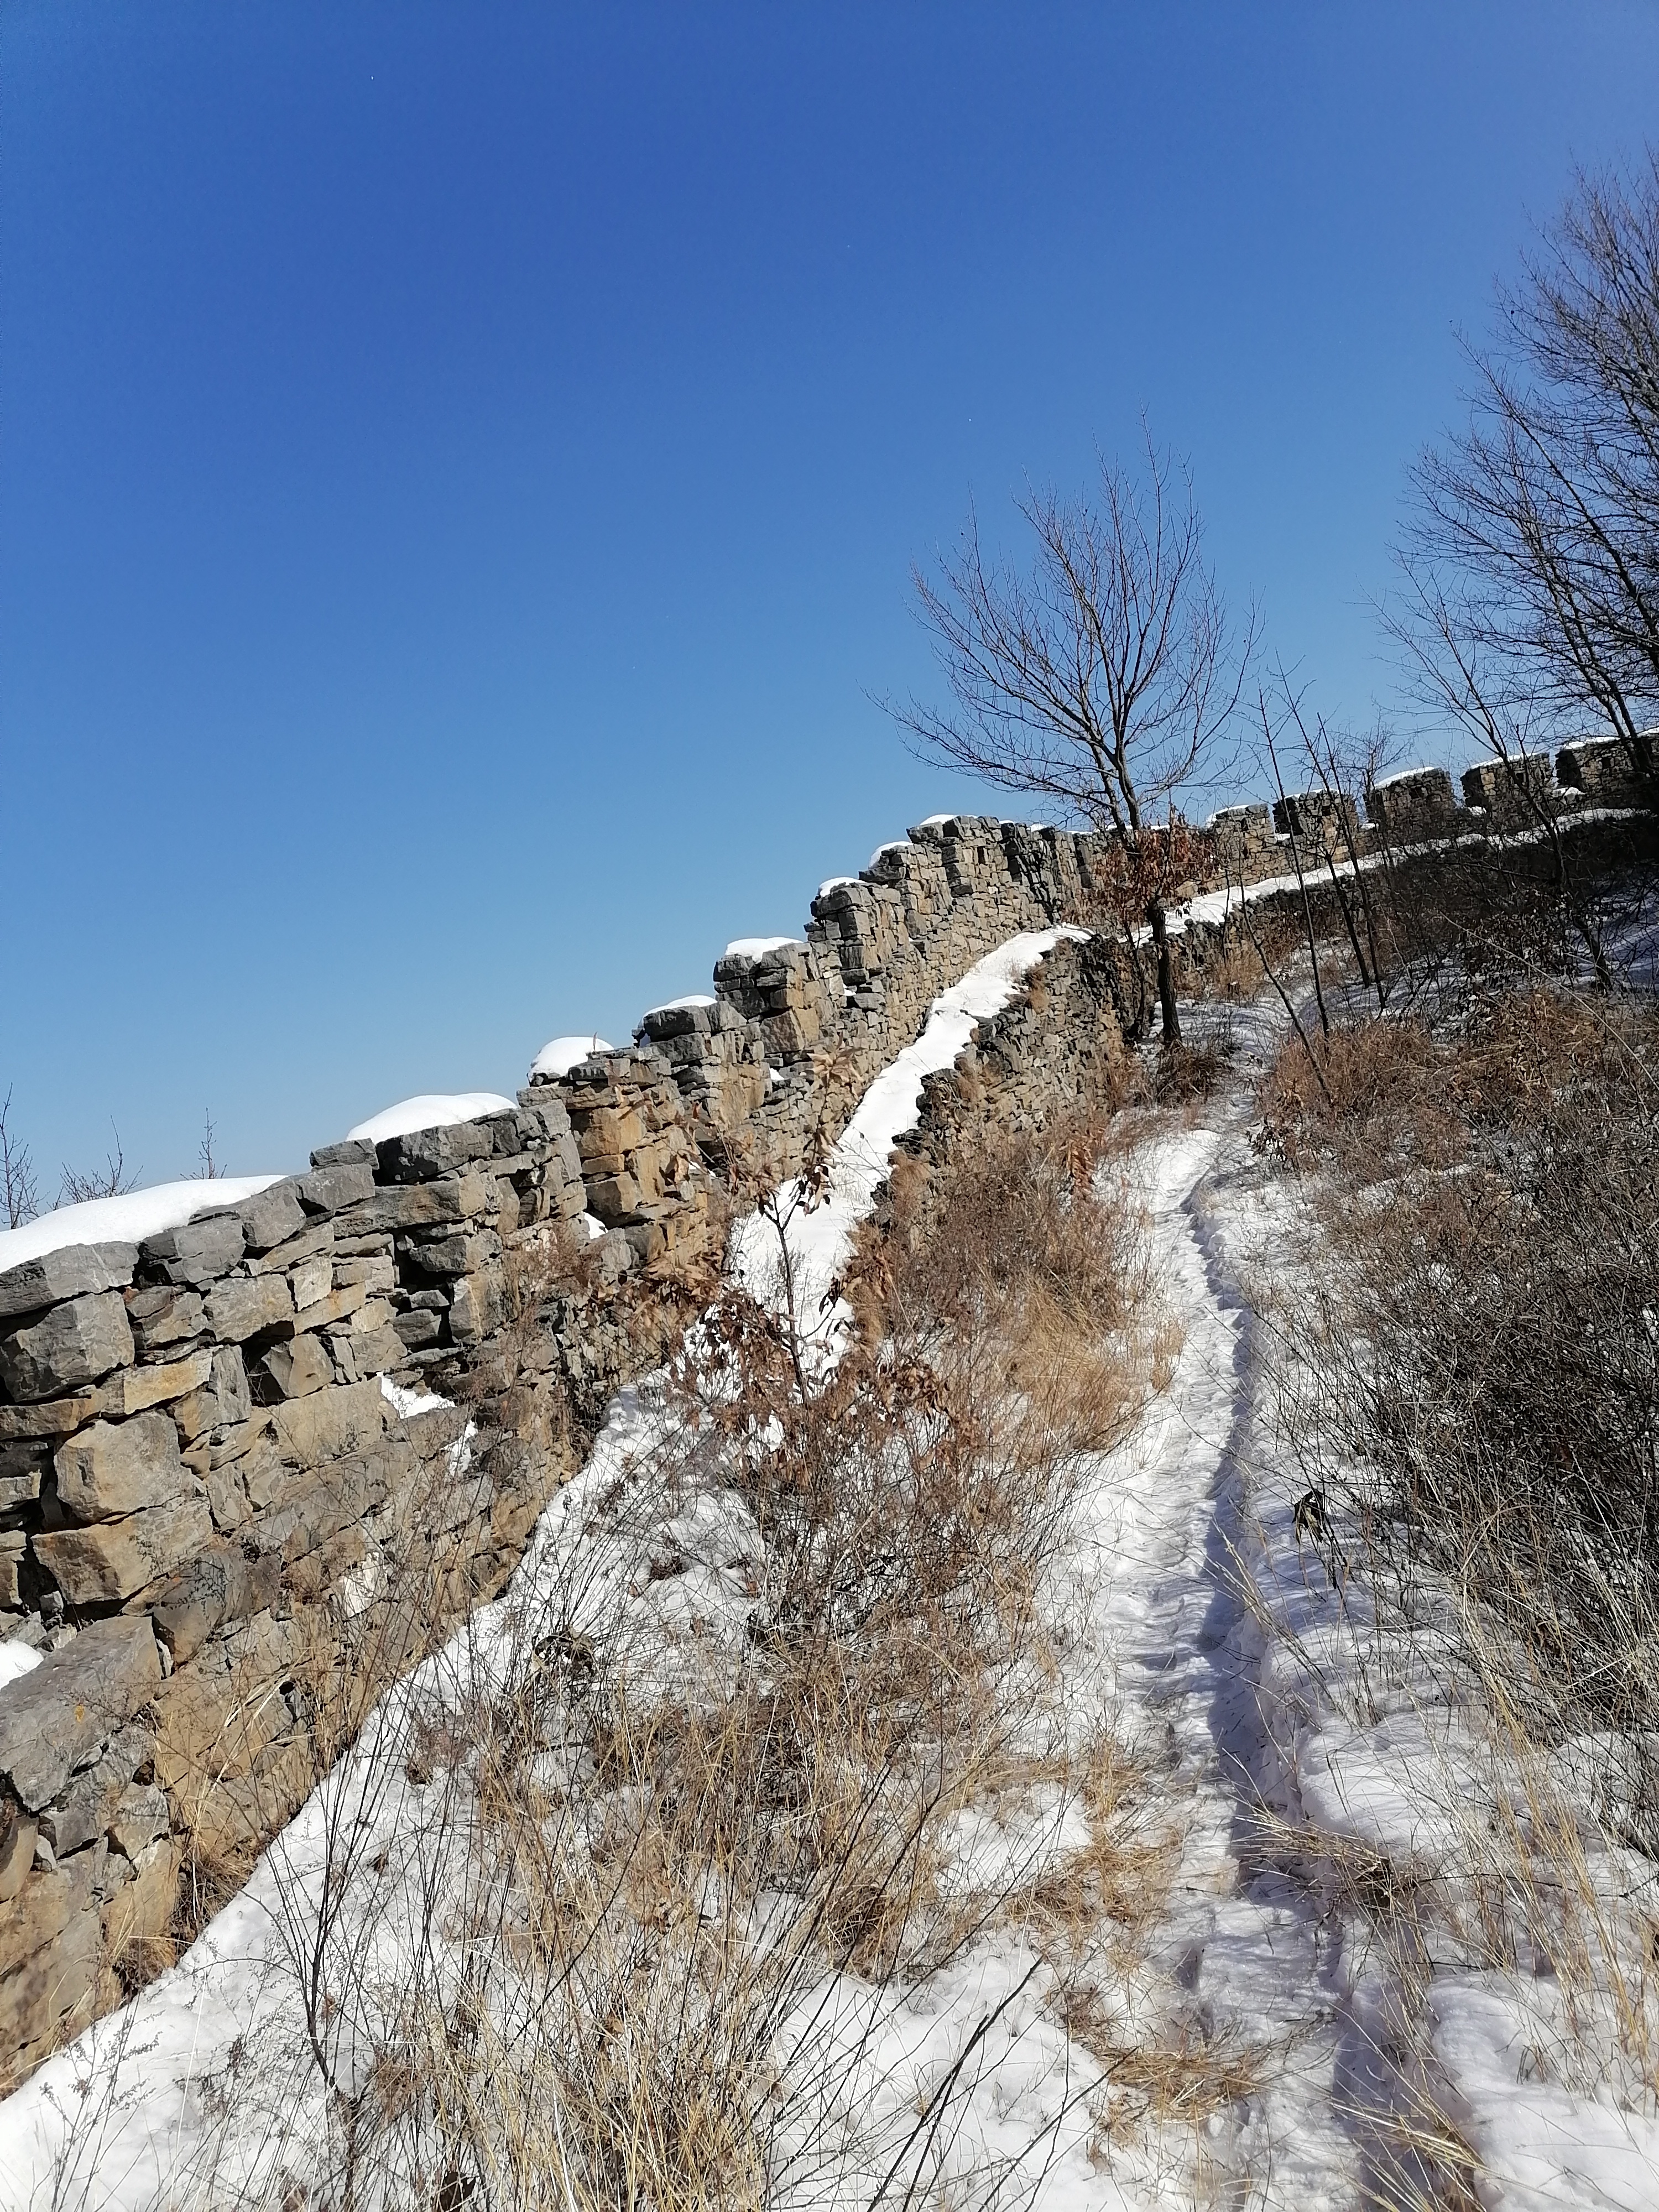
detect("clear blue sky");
top-left (4, 3), bottom-right (1657, 1188)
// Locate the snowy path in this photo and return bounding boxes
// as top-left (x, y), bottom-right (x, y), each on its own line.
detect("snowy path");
top-left (1064, 1118), bottom-right (1360, 2209)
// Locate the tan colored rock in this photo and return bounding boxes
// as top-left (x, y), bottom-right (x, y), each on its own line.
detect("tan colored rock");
top-left (34, 1495), bottom-right (212, 1608)
top-left (204, 1274), bottom-right (294, 1342)
top-left (54, 1411), bottom-right (186, 1522)
top-left (0, 1800), bottom-right (35, 1902)
top-left (290, 1253), bottom-right (333, 1311)
top-left (256, 1333), bottom-right (332, 1400)
top-left (0, 1897), bottom-right (101, 2056)
top-left (0, 1840), bottom-right (104, 1978)
top-left (268, 1378), bottom-right (387, 1467)
top-left (108, 1346), bottom-right (214, 1416)
top-left (103, 1837), bottom-right (178, 1957)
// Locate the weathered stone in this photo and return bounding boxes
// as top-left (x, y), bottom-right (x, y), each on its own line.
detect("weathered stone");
top-left (277, 1281), bottom-right (366, 1335)
top-left (39, 1720), bottom-right (152, 1856)
top-left (148, 1542), bottom-right (280, 1663)
top-left (33, 1495), bottom-right (212, 1609)
top-left (55, 1412), bottom-right (186, 1522)
top-left (140, 1213), bottom-right (247, 1289)
top-left (204, 1274), bottom-right (294, 1343)
top-left (289, 1253), bottom-right (333, 1311)
top-left (0, 1244), bottom-right (138, 1323)
top-left (333, 1254), bottom-right (394, 1293)
top-left (125, 1284), bottom-right (207, 1358)
top-left (393, 1309), bottom-right (442, 1352)
top-left (172, 1346), bottom-right (253, 1443)
top-left (268, 1378), bottom-right (387, 1468)
top-left (252, 1439), bottom-right (409, 1563)
top-left (0, 1616), bottom-right (161, 1811)
top-left (328, 1172), bottom-right (491, 1238)
top-left (255, 1333), bottom-right (332, 1401)
top-left (307, 1138), bottom-right (377, 1171)
top-left (296, 1160), bottom-right (377, 1215)
top-left (246, 1220), bottom-right (333, 1277)
top-left (0, 1390), bottom-right (111, 1443)
top-left (0, 1869), bottom-right (102, 2051)
top-left (376, 1122), bottom-right (493, 1181)
top-left (401, 1229), bottom-right (501, 1280)
top-left (103, 1836), bottom-right (178, 1958)
top-left (0, 1439), bottom-right (50, 1509)
top-left (106, 1345), bottom-right (213, 1417)
top-left (345, 1324), bottom-right (404, 1378)
top-left (0, 1799), bottom-right (35, 1902)
top-left (447, 1271), bottom-right (503, 1344)
top-left (108, 1782), bottom-right (169, 1861)
top-left (234, 1180), bottom-right (308, 1254)
top-left (0, 1292), bottom-right (134, 1402)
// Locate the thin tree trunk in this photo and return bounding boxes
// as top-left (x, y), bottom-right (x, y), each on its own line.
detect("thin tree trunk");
top-left (1149, 901), bottom-right (1181, 1046)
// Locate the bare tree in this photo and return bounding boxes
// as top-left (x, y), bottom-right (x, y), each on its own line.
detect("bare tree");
top-left (0, 1088), bottom-right (38, 1229)
top-left (60, 1122), bottom-right (140, 1207)
top-left (1407, 153), bottom-right (1659, 782)
top-left (889, 429), bottom-right (1255, 1044)
top-left (195, 1109), bottom-right (221, 1180)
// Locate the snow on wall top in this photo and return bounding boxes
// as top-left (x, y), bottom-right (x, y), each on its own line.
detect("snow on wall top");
top-left (641, 995), bottom-right (716, 1019)
top-left (346, 1093), bottom-right (517, 1144)
top-left (0, 1175), bottom-right (286, 1277)
top-left (722, 935), bottom-right (804, 961)
top-left (529, 1037), bottom-right (614, 1081)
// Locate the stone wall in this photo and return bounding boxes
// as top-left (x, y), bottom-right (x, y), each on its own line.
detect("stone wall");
top-left (0, 811), bottom-right (1114, 2086)
top-left (2, 735), bottom-right (1655, 2089)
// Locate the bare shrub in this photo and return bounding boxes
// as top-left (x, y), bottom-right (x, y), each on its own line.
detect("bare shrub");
top-left (1261, 986), bottom-right (1659, 1839)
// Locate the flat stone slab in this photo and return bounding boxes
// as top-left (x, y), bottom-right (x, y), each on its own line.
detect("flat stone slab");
top-left (0, 1616), bottom-right (161, 1811)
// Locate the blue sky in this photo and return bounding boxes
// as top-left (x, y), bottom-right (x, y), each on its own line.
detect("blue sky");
top-left (4, 3), bottom-right (1657, 1187)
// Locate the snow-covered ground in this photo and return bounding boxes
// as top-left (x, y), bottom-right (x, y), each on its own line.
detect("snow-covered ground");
top-left (3, 951), bottom-right (1656, 2211)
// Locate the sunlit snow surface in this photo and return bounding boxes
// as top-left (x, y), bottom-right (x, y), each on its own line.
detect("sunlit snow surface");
top-left (0, 1177), bottom-right (287, 1276)
top-left (345, 1092), bottom-right (516, 1144)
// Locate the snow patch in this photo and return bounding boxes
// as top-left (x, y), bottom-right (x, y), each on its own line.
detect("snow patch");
top-left (529, 1036), bottom-right (613, 1081)
top-left (0, 1176), bottom-right (285, 1275)
top-left (346, 1094), bottom-right (515, 1144)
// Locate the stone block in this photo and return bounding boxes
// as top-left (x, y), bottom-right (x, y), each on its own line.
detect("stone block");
top-left (268, 1378), bottom-right (387, 1468)
top-left (446, 1271), bottom-right (503, 1344)
top-left (0, 1439), bottom-right (49, 1509)
top-left (106, 1345), bottom-right (214, 1417)
top-left (246, 1221), bottom-right (333, 1277)
top-left (54, 1412), bottom-right (186, 1522)
top-left (34, 1494), bottom-right (212, 1608)
top-left (0, 1291), bottom-right (135, 1402)
top-left (148, 1540), bottom-right (280, 1664)
top-left (0, 1880), bottom-right (102, 2052)
top-left (125, 1284), bottom-right (207, 1358)
top-left (401, 1229), bottom-right (500, 1280)
top-left (140, 1214), bottom-right (247, 1289)
top-left (289, 1253), bottom-right (333, 1311)
top-left (0, 1616), bottom-right (161, 1811)
top-left (0, 1801), bottom-right (35, 1902)
top-left (328, 1172), bottom-right (491, 1238)
top-left (234, 1180), bottom-right (308, 1254)
top-left (204, 1275), bottom-right (294, 1343)
top-left (0, 1244), bottom-right (138, 1324)
top-left (103, 1837), bottom-right (178, 1958)
top-left (256, 1334), bottom-right (332, 1401)
top-left (393, 1309), bottom-right (442, 1352)
top-left (376, 1122), bottom-right (493, 1180)
top-left (172, 1347), bottom-right (253, 1444)
top-left (333, 1255), bottom-right (394, 1293)
top-left (39, 1720), bottom-right (152, 1857)
top-left (345, 1324), bottom-right (404, 1378)
top-left (296, 1161), bottom-right (377, 1214)
top-left (308, 1138), bottom-right (377, 1171)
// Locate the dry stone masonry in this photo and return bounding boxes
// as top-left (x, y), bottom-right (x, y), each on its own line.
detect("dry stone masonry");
top-left (0, 734), bottom-right (1652, 2088)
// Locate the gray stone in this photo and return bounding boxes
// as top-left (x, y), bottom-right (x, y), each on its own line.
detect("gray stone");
top-left (38, 1721), bottom-right (152, 1858)
top-left (0, 1616), bottom-right (161, 1811)
top-left (307, 1139), bottom-right (377, 1171)
top-left (173, 1347), bottom-right (253, 1443)
top-left (203, 1275), bottom-right (294, 1343)
top-left (140, 1213), bottom-right (247, 1288)
top-left (54, 1413), bottom-right (185, 1523)
top-left (33, 1495), bottom-right (213, 1608)
top-left (0, 1292), bottom-right (135, 1402)
top-left (328, 1171), bottom-right (491, 1238)
top-left (375, 1121), bottom-right (493, 1180)
top-left (125, 1284), bottom-right (207, 1358)
top-left (0, 1440), bottom-right (50, 1509)
top-left (255, 1334), bottom-right (332, 1401)
top-left (345, 1324), bottom-right (404, 1377)
top-left (268, 1378), bottom-right (387, 1468)
top-left (393, 1310), bottom-right (442, 1352)
top-left (402, 1229), bottom-right (502, 1280)
top-left (296, 1161), bottom-right (377, 1214)
top-left (147, 1544), bottom-right (279, 1663)
top-left (245, 1221), bottom-right (332, 1277)
top-left (234, 1181), bottom-right (308, 1254)
top-left (0, 1244), bottom-right (138, 1323)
